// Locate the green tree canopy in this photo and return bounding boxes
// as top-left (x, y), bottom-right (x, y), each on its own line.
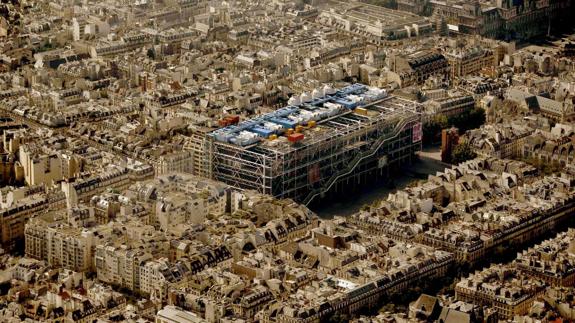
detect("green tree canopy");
top-left (423, 107), bottom-right (486, 146)
top-left (146, 47), bottom-right (156, 60)
top-left (451, 141), bottom-right (477, 165)
top-left (423, 114), bottom-right (448, 145)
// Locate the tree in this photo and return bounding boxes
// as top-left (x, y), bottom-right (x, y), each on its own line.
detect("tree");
top-left (423, 114), bottom-right (448, 145)
top-left (416, 91), bottom-right (424, 102)
top-left (379, 303), bottom-right (396, 314)
top-left (35, 42), bottom-right (54, 53)
top-left (522, 157), bottom-right (563, 175)
top-left (423, 107), bottom-right (485, 147)
top-left (468, 107), bottom-right (486, 129)
top-left (451, 141), bottom-right (477, 165)
top-left (360, 204), bottom-right (372, 212)
top-left (327, 312), bottom-right (350, 323)
top-left (448, 107), bottom-right (486, 133)
top-left (542, 161), bottom-right (563, 175)
top-left (146, 47), bottom-right (156, 60)
top-left (439, 18), bottom-right (449, 37)
top-left (501, 99), bottom-right (520, 116)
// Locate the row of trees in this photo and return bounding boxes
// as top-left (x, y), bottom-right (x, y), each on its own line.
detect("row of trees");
top-left (422, 107), bottom-right (486, 145)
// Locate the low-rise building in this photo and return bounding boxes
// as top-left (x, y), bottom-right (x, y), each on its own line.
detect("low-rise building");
top-left (389, 51), bottom-right (450, 87)
top-left (455, 264), bottom-right (545, 320)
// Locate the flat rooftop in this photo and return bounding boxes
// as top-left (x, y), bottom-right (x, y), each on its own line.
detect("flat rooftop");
top-left (341, 3), bottom-right (428, 28)
top-left (256, 97), bottom-right (419, 155)
top-left (209, 84), bottom-right (420, 154)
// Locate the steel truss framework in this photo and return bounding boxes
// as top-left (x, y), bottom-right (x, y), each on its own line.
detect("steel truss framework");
top-left (209, 97), bottom-right (422, 204)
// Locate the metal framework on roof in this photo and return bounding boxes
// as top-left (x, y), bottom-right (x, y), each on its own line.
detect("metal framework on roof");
top-left (206, 85), bottom-right (423, 205)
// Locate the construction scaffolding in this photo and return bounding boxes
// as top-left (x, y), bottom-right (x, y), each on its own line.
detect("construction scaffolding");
top-left (206, 85), bottom-right (422, 205)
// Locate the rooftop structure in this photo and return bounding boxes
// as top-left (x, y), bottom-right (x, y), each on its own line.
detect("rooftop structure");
top-left (389, 50), bottom-right (450, 87)
top-left (318, 3), bottom-right (433, 44)
top-left (515, 229), bottom-right (575, 287)
top-left (156, 305), bottom-right (206, 323)
top-left (465, 122), bottom-right (534, 159)
top-left (207, 84), bottom-right (422, 204)
top-left (421, 0), bottom-right (575, 41)
top-left (456, 264), bottom-right (545, 319)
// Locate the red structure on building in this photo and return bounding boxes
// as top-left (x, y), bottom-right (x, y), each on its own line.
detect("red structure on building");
top-left (441, 127), bottom-right (459, 163)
